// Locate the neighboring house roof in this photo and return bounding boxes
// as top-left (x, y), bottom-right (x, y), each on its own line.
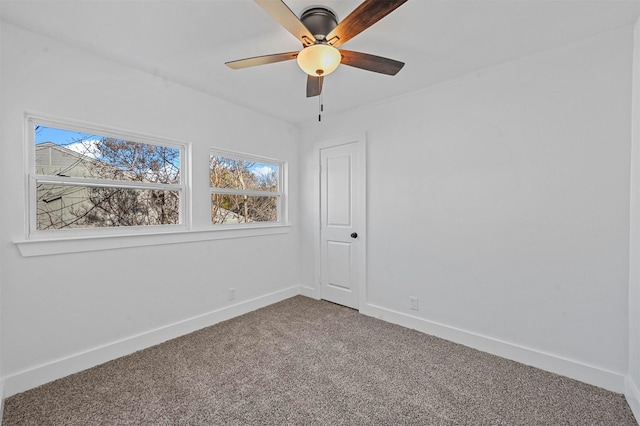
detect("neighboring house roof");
top-left (36, 142), bottom-right (100, 178)
top-left (35, 141), bottom-right (153, 183)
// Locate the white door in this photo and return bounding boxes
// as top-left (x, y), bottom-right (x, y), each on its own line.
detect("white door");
top-left (319, 139), bottom-right (365, 309)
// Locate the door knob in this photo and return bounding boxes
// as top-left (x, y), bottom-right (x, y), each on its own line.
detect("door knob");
top-left (350, 232), bottom-right (358, 239)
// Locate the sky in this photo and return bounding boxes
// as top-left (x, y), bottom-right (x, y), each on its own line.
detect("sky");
top-left (36, 125), bottom-right (277, 177)
top-left (35, 125), bottom-right (96, 146)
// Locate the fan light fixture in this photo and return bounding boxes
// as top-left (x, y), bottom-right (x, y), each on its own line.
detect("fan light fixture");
top-left (296, 43), bottom-right (341, 76)
top-left (225, 0), bottom-right (408, 113)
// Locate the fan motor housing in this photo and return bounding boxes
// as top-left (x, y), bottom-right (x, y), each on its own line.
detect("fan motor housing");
top-left (300, 6), bottom-right (338, 40)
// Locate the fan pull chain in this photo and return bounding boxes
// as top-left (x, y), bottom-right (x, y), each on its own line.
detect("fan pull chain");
top-left (318, 79), bottom-right (324, 122)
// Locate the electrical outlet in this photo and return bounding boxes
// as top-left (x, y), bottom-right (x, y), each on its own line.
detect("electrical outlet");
top-left (228, 287), bottom-right (236, 301)
top-left (410, 296), bottom-right (419, 311)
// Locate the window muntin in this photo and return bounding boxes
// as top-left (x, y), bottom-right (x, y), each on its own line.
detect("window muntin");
top-left (30, 119), bottom-right (186, 233)
top-left (209, 151), bottom-right (284, 225)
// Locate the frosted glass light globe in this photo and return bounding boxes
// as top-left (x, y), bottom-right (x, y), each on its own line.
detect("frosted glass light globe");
top-left (297, 44), bottom-right (341, 76)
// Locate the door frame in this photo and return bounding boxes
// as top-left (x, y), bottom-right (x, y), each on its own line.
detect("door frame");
top-left (313, 132), bottom-right (367, 310)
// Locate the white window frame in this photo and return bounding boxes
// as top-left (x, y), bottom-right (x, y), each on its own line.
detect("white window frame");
top-left (25, 113), bottom-right (190, 239)
top-left (209, 148), bottom-right (287, 227)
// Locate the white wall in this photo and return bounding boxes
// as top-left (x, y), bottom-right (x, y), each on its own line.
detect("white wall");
top-left (0, 17), bottom-right (4, 409)
top-left (0, 28), bottom-right (4, 410)
top-left (627, 16), bottom-right (640, 419)
top-left (0, 23), bottom-right (301, 396)
top-left (1, 11), bottom-right (637, 410)
top-left (300, 28), bottom-right (634, 391)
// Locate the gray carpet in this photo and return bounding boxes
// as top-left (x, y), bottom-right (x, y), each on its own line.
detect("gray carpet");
top-left (2, 296), bottom-right (637, 425)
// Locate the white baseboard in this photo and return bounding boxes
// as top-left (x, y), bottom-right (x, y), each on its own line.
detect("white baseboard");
top-left (299, 285), bottom-right (319, 299)
top-left (0, 378), bottom-right (5, 423)
top-left (2, 289), bottom-right (629, 403)
top-left (3, 285), bottom-right (301, 398)
top-left (360, 303), bottom-right (626, 393)
top-left (626, 376), bottom-right (640, 421)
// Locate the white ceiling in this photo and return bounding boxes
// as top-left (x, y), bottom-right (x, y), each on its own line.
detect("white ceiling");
top-left (2, 0), bottom-right (639, 124)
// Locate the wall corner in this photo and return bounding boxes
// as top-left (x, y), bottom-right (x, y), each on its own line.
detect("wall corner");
top-left (626, 376), bottom-right (640, 422)
top-left (0, 378), bottom-right (5, 423)
top-left (628, 15), bottom-right (640, 424)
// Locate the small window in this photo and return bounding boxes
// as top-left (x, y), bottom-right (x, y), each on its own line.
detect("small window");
top-left (209, 150), bottom-right (285, 225)
top-left (29, 117), bottom-right (187, 234)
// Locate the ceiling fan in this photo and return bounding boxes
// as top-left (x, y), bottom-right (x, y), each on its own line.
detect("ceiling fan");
top-left (225, 0), bottom-right (408, 98)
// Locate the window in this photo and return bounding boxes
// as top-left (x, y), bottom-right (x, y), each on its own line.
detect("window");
top-left (209, 150), bottom-right (285, 225)
top-left (28, 116), bottom-right (187, 235)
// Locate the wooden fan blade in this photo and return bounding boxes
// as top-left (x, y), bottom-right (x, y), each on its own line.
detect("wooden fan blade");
top-left (339, 50), bottom-right (404, 75)
top-left (326, 0), bottom-right (408, 48)
top-left (306, 75), bottom-right (324, 97)
top-left (225, 51), bottom-right (299, 69)
top-left (255, 0), bottom-right (315, 46)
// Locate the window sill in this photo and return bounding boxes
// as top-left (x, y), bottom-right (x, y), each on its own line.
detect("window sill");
top-left (14, 225), bottom-right (292, 257)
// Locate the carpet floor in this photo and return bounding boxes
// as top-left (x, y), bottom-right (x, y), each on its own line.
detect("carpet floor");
top-left (2, 295), bottom-right (637, 425)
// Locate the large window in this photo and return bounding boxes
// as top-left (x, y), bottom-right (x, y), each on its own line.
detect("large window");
top-left (29, 117), bottom-right (187, 235)
top-left (209, 150), bottom-right (285, 225)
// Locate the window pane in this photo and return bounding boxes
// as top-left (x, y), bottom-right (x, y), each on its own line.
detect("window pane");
top-left (211, 194), bottom-right (278, 224)
top-left (209, 155), bottom-right (278, 192)
top-left (35, 125), bottom-right (180, 184)
top-left (37, 183), bottom-right (179, 230)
